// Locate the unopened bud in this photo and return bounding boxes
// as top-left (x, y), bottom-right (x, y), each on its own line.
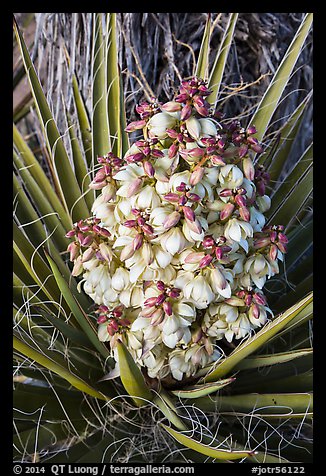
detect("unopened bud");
top-left (67, 242), bottom-right (80, 261)
top-left (202, 236), bottom-right (216, 248)
top-left (168, 143), bottom-right (179, 159)
top-left (210, 155), bottom-right (226, 166)
top-left (185, 251), bottom-right (205, 263)
top-left (253, 292), bottom-right (266, 306)
top-left (127, 178), bottom-right (143, 198)
top-left (180, 104), bottom-right (192, 121)
top-left (269, 243), bottom-right (278, 261)
top-left (242, 157), bottom-right (255, 180)
top-left (161, 101), bottom-right (182, 112)
top-left (151, 308), bottom-right (165, 326)
top-left (183, 206), bottom-right (196, 222)
top-left (81, 247), bottom-right (96, 263)
top-left (235, 194), bottom-right (247, 208)
top-left (239, 206), bottom-right (250, 222)
top-left (132, 233), bottom-right (144, 251)
top-left (120, 243), bottom-right (136, 261)
top-left (163, 301), bottom-right (173, 316)
top-left (199, 254), bottom-right (213, 268)
top-left (144, 296), bottom-right (159, 307)
top-left (143, 160), bottom-right (155, 178)
top-left (156, 281), bottom-right (165, 291)
top-left (125, 119), bottom-right (146, 132)
top-left (251, 303), bottom-right (260, 319)
top-left (163, 211), bottom-right (181, 229)
top-left (98, 242), bottom-right (112, 262)
top-left (220, 203), bottom-right (235, 221)
top-left (164, 193), bottom-right (180, 203)
top-left (190, 167), bottom-right (204, 186)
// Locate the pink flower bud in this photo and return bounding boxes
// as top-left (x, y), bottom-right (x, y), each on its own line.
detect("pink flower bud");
top-left (269, 244), bottom-right (278, 261)
top-left (67, 242), bottom-right (80, 261)
top-left (235, 194), bottom-right (247, 208)
top-left (156, 293), bottom-right (166, 305)
top-left (127, 178), bottom-right (143, 198)
top-left (119, 318), bottom-right (131, 327)
top-left (89, 180), bottom-right (107, 190)
top-left (175, 93), bottom-right (188, 103)
top-left (142, 224), bottom-right (155, 236)
top-left (180, 104), bottom-right (192, 121)
top-left (168, 143), bottom-right (179, 159)
top-left (98, 243), bottom-right (112, 262)
top-left (162, 101), bottom-right (182, 112)
top-left (239, 145), bottom-right (249, 159)
top-left (125, 120), bottom-right (146, 132)
top-left (210, 155), bottom-right (226, 166)
top-left (242, 157), bottom-right (255, 180)
top-left (79, 224), bottom-right (91, 232)
top-left (120, 243), bottom-right (135, 261)
top-left (187, 193), bottom-right (201, 202)
top-left (144, 296), bottom-right (159, 307)
top-left (254, 237), bottom-right (271, 249)
top-left (140, 306), bottom-right (157, 317)
top-left (166, 128), bottom-right (178, 139)
top-left (81, 235), bottom-right (93, 247)
top-left (183, 206), bottom-right (196, 222)
top-left (156, 281), bottom-right (165, 291)
top-left (245, 294), bottom-right (253, 306)
top-left (247, 125), bottom-right (257, 135)
top-left (239, 206), bottom-right (250, 222)
top-left (150, 308), bottom-right (165, 326)
top-left (65, 229), bottom-right (76, 238)
top-left (254, 293), bottom-right (266, 306)
top-left (202, 236), bottom-right (216, 248)
top-left (219, 188), bottom-right (233, 197)
top-left (256, 181), bottom-right (265, 196)
top-left (185, 252), bottom-right (205, 263)
top-left (220, 203), bottom-right (235, 221)
top-left (277, 242), bottom-right (287, 254)
top-left (176, 182), bottom-right (187, 192)
top-left (109, 320), bottom-right (120, 332)
top-left (186, 218), bottom-right (202, 234)
top-left (190, 167), bottom-right (204, 186)
top-left (215, 247), bottom-right (223, 260)
top-left (81, 247), bottom-right (96, 263)
top-left (164, 193), bottom-right (180, 203)
top-left (113, 305), bottom-right (124, 317)
top-left (199, 254), bottom-right (213, 268)
top-left (143, 160), bottom-right (155, 177)
top-left (132, 233), bottom-right (144, 251)
top-left (124, 220), bottom-right (137, 228)
top-left (163, 211), bottom-right (181, 229)
top-left (163, 301), bottom-right (173, 316)
top-left (97, 315), bottom-right (108, 324)
top-left (251, 143), bottom-right (263, 154)
top-left (169, 288), bottom-right (181, 298)
top-left (186, 147), bottom-right (205, 159)
top-left (99, 228), bottom-right (111, 238)
top-left (278, 233), bottom-right (288, 244)
top-left (251, 303), bottom-right (260, 319)
top-left (126, 152), bottom-right (145, 163)
top-left (72, 257), bottom-right (83, 276)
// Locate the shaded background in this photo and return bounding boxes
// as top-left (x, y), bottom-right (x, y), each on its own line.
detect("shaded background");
top-left (13, 13), bottom-right (313, 160)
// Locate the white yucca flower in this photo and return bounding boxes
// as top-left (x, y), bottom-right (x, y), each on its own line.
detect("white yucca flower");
top-left (66, 77), bottom-right (287, 383)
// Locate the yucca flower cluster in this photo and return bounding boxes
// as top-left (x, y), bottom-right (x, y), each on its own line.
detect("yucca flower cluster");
top-left (66, 77), bottom-right (288, 382)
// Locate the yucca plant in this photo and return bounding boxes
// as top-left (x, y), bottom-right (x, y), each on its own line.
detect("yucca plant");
top-left (13, 13), bottom-right (313, 464)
